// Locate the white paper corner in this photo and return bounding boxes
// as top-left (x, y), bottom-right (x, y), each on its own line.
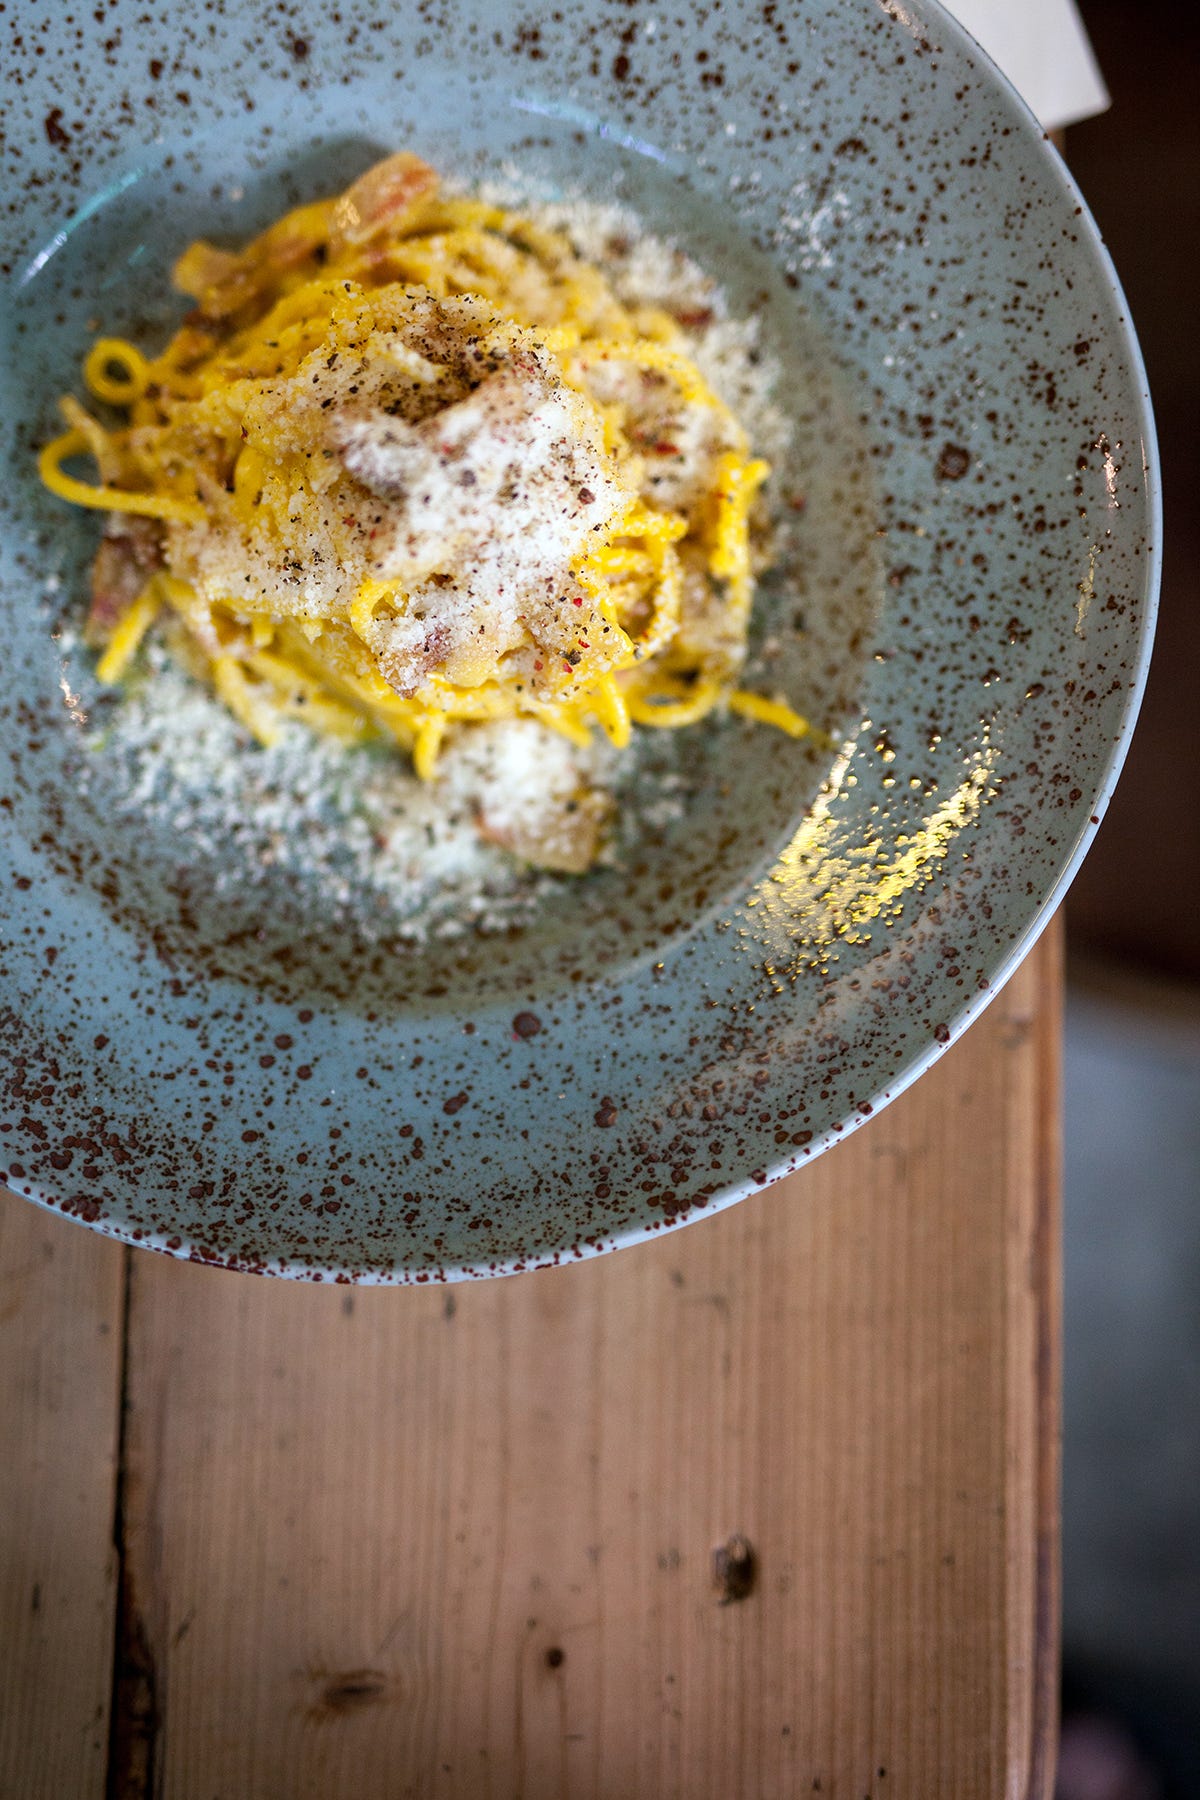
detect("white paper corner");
top-left (941, 0), bottom-right (1110, 131)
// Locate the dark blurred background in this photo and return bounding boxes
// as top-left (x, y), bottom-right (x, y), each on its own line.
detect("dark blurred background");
top-left (1066, 0), bottom-right (1199, 978)
top-left (1056, 5), bottom-right (1200, 1795)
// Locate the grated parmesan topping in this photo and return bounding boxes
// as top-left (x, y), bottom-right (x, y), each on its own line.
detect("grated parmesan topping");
top-left (338, 331), bottom-right (631, 696)
top-left (80, 645), bottom-right (634, 939)
top-left (169, 290), bottom-right (634, 701)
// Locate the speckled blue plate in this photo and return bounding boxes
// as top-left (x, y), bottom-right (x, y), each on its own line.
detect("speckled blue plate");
top-left (0, 0), bottom-right (1158, 1278)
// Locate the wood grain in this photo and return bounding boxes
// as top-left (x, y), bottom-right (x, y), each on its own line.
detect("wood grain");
top-left (0, 1195), bottom-right (125, 1800)
top-left (99, 925), bottom-right (1060, 1800)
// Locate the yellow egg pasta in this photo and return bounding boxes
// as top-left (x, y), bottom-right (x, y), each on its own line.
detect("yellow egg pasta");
top-left (41, 152), bottom-right (812, 847)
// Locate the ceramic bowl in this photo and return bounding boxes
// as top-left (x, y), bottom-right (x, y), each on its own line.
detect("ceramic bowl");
top-left (0, 0), bottom-right (1158, 1277)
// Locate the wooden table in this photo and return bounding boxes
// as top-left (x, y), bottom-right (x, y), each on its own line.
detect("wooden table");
top-left (0, 922), bottom-right (1060, 1798)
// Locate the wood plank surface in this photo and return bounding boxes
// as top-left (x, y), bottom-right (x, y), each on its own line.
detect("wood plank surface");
top-left (0, 1194), bottom-right (126, 1800)
top-left (91, 924), bottom-right (1060, 1800)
